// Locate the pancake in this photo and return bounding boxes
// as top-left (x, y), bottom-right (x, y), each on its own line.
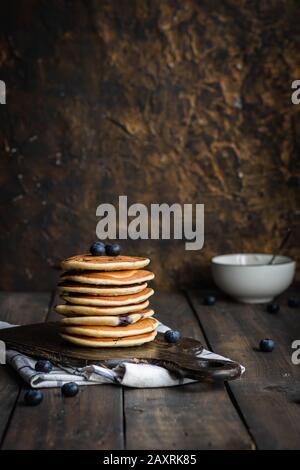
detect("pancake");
top-left (55, 300), bottom-right (150, 316)
top-left (59, 308), bottom-right (154, 326)
top-left (61, 254), bottom-right (150, 271)
top-left (61, 318), bottom-right (158, 339)
top-left (60, 330), bottom-right (157, 347)
top-left (62, 288), bottom-right (154, 307)
top-left (60, 270), bottom-right (154, 286)
top-left (57, 281), bottom-right (147, 296)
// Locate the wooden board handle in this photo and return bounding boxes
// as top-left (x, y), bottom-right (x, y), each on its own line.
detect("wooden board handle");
top-left (158, 354), bottom-right (243, 381)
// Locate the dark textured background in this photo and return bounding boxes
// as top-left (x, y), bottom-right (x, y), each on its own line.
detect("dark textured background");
top-left (0, 0), bottom-right (300, 290)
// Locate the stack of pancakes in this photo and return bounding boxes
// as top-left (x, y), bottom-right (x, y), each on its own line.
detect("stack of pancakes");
top-left (56, 254), bottom-right (158, 347)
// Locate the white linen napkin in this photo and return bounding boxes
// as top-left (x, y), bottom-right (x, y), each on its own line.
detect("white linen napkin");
top-left (0, 321), bottom-right (244, 388)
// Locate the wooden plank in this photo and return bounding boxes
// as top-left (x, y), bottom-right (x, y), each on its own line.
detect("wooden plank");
top-left (187, 289), bottom-right (300, 449)
top-left (0, 292), bottom-right (51, 446)
top-left (124, 292), bottom-right (254, 450)
top-left (2, 292), bottom-right (124, 450)
top-left (0, 323), bottom-right (242, 382)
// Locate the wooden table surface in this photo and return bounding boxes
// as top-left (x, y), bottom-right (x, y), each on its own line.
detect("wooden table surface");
top-left (0, 289), bottom-right (300, 450)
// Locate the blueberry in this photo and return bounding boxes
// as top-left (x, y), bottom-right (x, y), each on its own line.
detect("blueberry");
top-left (288, 297), bottom-right (299, 308)
top-left (164, 330), bottom-right (181, 343)
top-left (62, 382), bottom-right (79, 397)
top-left (35, 359), bottom-right (53, 373)
top-left (203, 295), bottom-right (216, 306)
top-left (267, 303), bottom-right (280, 314)
top-left (259, 338), bottom-right (275, 352)
top-left (90, 241), bottom-right (106, 256)
top-left (105, 243), bottom-right (121, 256)
top-left (119, 316), bottom-right (131, 326)
top-left (24, 389), bottom-right (43, 406)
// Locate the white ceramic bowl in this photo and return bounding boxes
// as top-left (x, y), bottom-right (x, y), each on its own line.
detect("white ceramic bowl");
top-left (211, 254), bottom-right (296, 303)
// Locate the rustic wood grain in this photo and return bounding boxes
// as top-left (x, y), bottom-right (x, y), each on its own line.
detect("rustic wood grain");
top-left (2, 380), bottom-right (123, 450)
top-left (187, 289), bottom-right (300, 449)
top-left (124, 292), bottom-right (254, 449)
top-left (2, 292), bottom-right (124, 450)
top-left (1, 0), bottom-right (300, 291)
top-left (0, 292), bottom-right (51, 445)
top-left (2, 288), bottom-right (299, 449)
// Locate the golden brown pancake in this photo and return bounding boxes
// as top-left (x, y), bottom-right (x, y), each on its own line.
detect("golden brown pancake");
top-left (60, 270), bottom-right (154, 286)
top-left (60, 330), bottom-right (157, 347)
top-left (62, 288), bottom-right (154, 307)
top-left (59, 308), bottom-right (154, 327)
top-left (61, 254), bottom-right (150, 271)
top-left (55, 300), bottom-right (150, 316)
top-left (57, 281), bottom-right (148, 296)
top-left (61, 318), bottom-right (158, 339)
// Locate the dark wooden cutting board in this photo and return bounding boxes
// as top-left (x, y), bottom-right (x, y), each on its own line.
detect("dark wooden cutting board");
top-left (0, 322), bottom-right (242, 381)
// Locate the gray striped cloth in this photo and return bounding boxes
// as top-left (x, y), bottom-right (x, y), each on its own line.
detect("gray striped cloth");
top-left (0, 321), bottom-right (244, 388)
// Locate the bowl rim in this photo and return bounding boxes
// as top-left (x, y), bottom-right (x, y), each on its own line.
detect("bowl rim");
top-left (211, 253), bottom-right (295, 267)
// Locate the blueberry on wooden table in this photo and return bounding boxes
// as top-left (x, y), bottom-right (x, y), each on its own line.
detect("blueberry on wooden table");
top-left (105, 243), bottom-right (121, 256)
top-left (288, 297), bottom-right (299, 308)
top-left (24, 390), bottom-right (44, 406)
top-left (203, 295), bottom-right (216, 306)
top-left (164, 330), bottom-right (181, 343)
top-left (62, 382), bottom-right (79, 397)
top-left (259, 339), bottom-right (275, 352)
top-left (267, 303), bottom-right (280, 314)
top-left (35, 359), bottom-right (53, 373)
top-left (90, 241), bottom-right (106, 256)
